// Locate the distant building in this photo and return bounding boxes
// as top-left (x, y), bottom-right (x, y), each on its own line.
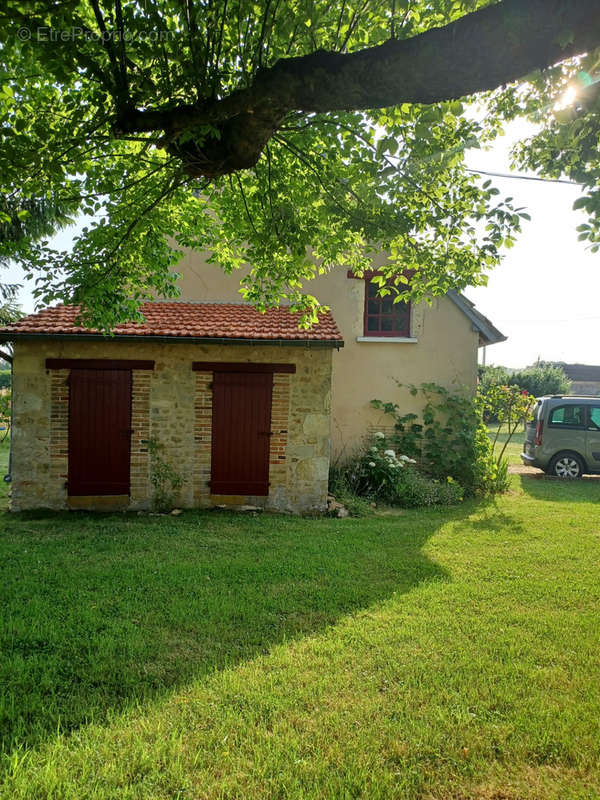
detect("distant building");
top-left (553, 363), bottom-right (600, 396)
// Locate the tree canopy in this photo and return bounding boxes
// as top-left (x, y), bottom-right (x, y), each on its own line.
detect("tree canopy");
top-left (1, 0), bottom-right (600, 326)
top-left (479, 363), bottom-right (571, 398)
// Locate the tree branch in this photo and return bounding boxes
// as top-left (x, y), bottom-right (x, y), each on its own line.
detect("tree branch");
top-left (120, 0), bottom-right (600, 134)
top-left (112, 0), bottom-right (600, 178)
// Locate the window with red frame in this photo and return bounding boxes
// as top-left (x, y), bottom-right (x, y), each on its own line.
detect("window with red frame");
top-left (364, 279), bottom-right (411, 337)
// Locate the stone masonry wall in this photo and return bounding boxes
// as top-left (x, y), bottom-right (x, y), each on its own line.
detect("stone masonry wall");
top-left (193, 371), bottom-right (213, 505)
top-left (269, 373), bottom-right (290, 491)
top-left (10, 339), bottom-right (333, 513)
top-left (48, 369), bottom-right (69, 504)
top-left (129, 370), bottom-right (152, 507)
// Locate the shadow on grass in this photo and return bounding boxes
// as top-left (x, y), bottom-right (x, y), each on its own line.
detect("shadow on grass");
top-left (455, 505), bottom-right (527, 536)
top-left (0, 504), bottom-right (472, 761)
top-left (518, 474), bottom-right (600, 503)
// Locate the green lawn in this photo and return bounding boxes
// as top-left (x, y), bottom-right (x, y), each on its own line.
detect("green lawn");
top-left (487, 423), bottom-right (527, 466)
top-left (1, 448), bottom-right (600, 798)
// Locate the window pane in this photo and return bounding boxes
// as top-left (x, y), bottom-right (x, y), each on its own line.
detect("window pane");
top-left (363, 278), bottom-right (411, 337)
top-left (393, 315), bottom-right (408, 333)
top-left (550, 405), bottom-right (584, 426)
top-left (590, 407), bottom-right (600, 427)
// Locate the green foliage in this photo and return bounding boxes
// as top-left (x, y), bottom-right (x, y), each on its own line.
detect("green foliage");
top-left (0, 387), bottom-right (10, 441)
top-left (331, 433), bottom-right (418, 501)
top-left (0, 370), bottom-right (10, 389)
top-left (0, 301), bottom-right (22, 327)
top-left (480, 383), bottom-right (535, 494)
top-left (330, 432), bottom-right (463, 508)
top-left (479, 363), bottom-right (570, 398)
top-left (326, 464), bottom-right (370, 517)
top-left (392, 469), bottom-right (464, 508)
top-left (511, 364), bottom-right (571, 397)
top-left (338, 493), bottom-right (373, 518)
top-left (147, 439), bottom-right (184, 513)
top-left (501, 59), bottom-right (600, 256)
top-left (0, 2), bottom-right (583, 326)
top-left (478, 364), bottom-right (511, 393)
top-left (480, 363), bottom-right (570, 426)
top-left (373, 382), bottom-right (497, 496)
top-left (0, 194), bottom-right (74, 302)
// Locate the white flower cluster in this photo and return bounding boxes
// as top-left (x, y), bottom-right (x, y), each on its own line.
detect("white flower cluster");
top-left (367, 438), bottom-right (417, 470)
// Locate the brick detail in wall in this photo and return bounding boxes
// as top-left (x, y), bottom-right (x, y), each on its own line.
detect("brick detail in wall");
top-left (49, 370), bottom-right (69, 494)
top-left (129, 370), bottom-right (151, 503)
top-left (269, 373), bottom-right (291, 488)
top-left (194, 371), bottom-right (213, 502)
top-left (193, 370), bottom-right (291, 500)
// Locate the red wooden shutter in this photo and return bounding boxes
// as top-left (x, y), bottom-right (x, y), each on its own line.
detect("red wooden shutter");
top-left (68, 369), bottom-right (132, 496)
top-left (210, 371), bottom-right (273, 495)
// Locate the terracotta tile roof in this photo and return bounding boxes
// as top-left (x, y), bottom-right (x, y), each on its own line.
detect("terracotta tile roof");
top-left (0, 302), bottom-right (343, 343)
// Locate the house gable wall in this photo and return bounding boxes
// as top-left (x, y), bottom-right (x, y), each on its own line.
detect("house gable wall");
top-left (174, 250), bottom-right (480, 456)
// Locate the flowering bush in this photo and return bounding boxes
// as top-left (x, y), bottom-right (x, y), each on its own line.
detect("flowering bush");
top-left (329, 432), bottom-right (463, 508)
top-left (354, 437), bottom-right (417, 500)
top-left (372, 382), bottom-right (498, 496)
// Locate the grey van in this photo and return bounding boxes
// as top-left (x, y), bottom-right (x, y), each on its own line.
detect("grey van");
top-left (522, 396), bottom-right (600, 477)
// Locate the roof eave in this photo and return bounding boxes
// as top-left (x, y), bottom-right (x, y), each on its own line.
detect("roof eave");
top-left (0, 332), bottom-right (344, 348)
top-left (446, 290), bottom-right (506, 347)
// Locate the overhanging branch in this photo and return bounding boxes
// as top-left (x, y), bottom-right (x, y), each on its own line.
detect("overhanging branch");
top-left (113, 0), bottom-right (600, 177)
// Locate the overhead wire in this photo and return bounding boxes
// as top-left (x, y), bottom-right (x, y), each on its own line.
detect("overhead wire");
top-left (465, 168), bottom-right (583, 186)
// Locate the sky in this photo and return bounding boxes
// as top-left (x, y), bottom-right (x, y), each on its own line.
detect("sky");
top-left (462, 121), bottom-right (599, 368)
top-left (5, 121), bottom-right (600, 370)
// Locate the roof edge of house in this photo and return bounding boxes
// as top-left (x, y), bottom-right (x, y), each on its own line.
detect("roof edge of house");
top-left (446, 290), bottom-right (507, 347)
top-left (0, 332), bottom-right (344, 348)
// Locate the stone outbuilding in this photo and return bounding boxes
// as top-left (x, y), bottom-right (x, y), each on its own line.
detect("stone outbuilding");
top-left (0, 302), bottom-right (343, 513)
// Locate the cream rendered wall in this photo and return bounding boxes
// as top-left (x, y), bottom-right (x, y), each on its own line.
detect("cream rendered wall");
top-left (175, 249), bottom-right (480, 457)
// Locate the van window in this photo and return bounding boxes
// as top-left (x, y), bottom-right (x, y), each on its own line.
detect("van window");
top-left (530, 401), bottom-right (541, 423)
top-left (589, 406), bottom-right (600, 429)
top-left (549, 405), bottom-right (585, 427)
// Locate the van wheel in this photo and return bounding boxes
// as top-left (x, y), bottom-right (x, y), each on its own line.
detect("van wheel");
top-left (547, 452), bottom-right (585, 478)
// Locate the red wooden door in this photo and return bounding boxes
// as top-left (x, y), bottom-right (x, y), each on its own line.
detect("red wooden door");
top-left (211, 371), bottom-right (273, 495)
top-left (68, 369), bottom-right (132, 496)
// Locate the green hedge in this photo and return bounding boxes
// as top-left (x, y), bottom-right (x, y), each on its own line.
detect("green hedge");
top-left (0, 370), bottom-right (10, 389)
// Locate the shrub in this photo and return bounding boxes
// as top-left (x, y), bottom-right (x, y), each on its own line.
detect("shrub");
top-left (330, 432), bottom-right (417, 502)
top-left (478, 364), bottom-right (510, 393)
top-left (372, 382), bottom-right (496, 496)
top-left (0, 370), bottom-right (11, 389)
top-left (479, 363), bottom-right (570, 398)
top-left (393, 470), bottom-right (463, 508)
top-left (329, 433), bottom-right (464, 509)
top-left (480, 383), bottom-right (536, 494)
top-left (510, 363), bottom-right (570, 397)
top-left (0, 388), bottom-right (11, 441)
top-left (328, 465), bottom-right (374, 517)
top-left (333, 490), bottom-right (373, 518)
top-left (148, 439), bottom-right (184, 512)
